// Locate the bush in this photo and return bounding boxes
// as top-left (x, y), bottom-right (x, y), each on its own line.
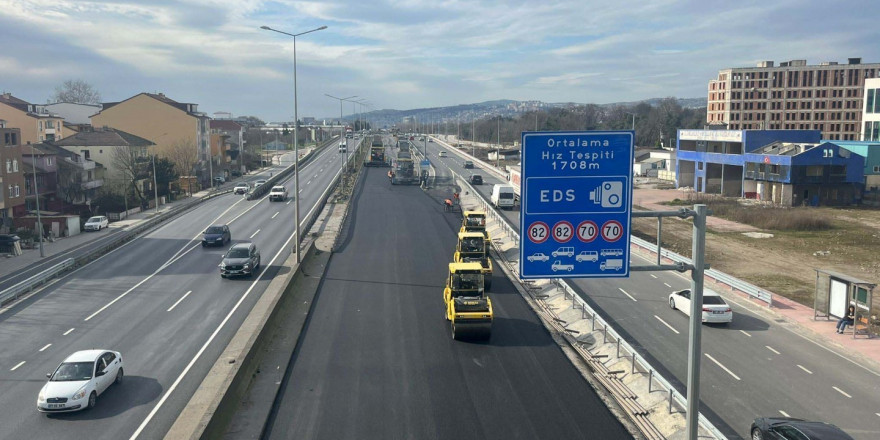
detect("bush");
top-left (683, 193), bottom-right (832, 231)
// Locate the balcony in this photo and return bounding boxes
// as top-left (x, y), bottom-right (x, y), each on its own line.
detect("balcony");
top-left (64, 156), bottom-right (95, 170)
top-left (81, 178), bottom-right (103, 190)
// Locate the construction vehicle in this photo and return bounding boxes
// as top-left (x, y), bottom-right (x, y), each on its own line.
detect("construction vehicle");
top-left (365, 136), bottom-right (388, 167)
top-left (392, 156), bottom-right (418, 184)
top-left (454, 231), bottom-right (493, 290)
top-left (460, 210), bottom-right (490, 239)
top-left (443, 262), bottom-right (492, 340)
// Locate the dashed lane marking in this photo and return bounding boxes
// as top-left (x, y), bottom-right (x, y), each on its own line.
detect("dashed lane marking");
top-left (10, 361), bottom-right (25, 371)
top-left (654, 315), bottom-right (679, 334)
top-left (39, 344), bottom-right (51, 352)
top-left (705, 353), bottom-right (741, 380)
top-left (167, 291), bottom-right (193, 312)
top-left (797, 365), bottom-right (813, 374)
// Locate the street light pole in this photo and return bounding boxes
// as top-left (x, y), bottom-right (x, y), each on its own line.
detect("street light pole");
top-left (261, 24), bottom-right (328, 263)
top-left (30, 146), bottom-right (44, 257)
top-left (152, 153), bottom-right (159, 214)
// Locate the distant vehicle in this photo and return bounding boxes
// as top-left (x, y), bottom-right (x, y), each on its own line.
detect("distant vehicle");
top-left (202, 224), bottom-right (231, 247)
top-left (551, 247), bottom-right (574, 258)
top-left (600, 249), bottom-right (623, 257)
top-left (668, 289), bottom-right (732, 324)
top-left (254, 179), bottom-right (267, 188)
top-left (233, 183), bottom-right (250, 195)
top-left (491, 184), bottom-right (515, 209)
top-left (527, 252), bottom-right (550, 262)
top-left (83, 216), bottom-right (109, 231)
top-left (750, 417), bottom-right (854, 440)
top-left (269, 185), bottom-right (288, 202)
top-left (220, 242), bottom-right (260, 278)
top-left (575, 251), bottom-right (599, 262)
top-left (230, 169), bottom-right (243, 177)
top-left (469, 174), bottom-right (483, 185)
top-left (420, 137), bottom-right (425, 141)
top-left (438, 151), bottom-right (447, 157)
top-left (600, 259), bottom-right (624, 271)
top-left (37, 349), bottom-right (123, 413)
top-left (463, 160), bottom-right (474, 169)
top-left (213, 176), bottom-right (226, 185)
top-left (551, 260), bottom-right (573, 272)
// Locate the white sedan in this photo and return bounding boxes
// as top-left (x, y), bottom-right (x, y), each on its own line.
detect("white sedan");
top-left (668, 289), bottom-right (733, 324)
top-left (83, 216), bottom-right (109, 231)
top-left (37, 350), bottom-right (124, 413)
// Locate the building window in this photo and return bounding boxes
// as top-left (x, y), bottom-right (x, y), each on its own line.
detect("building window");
top-left (5, 159), bottom-right (9, 173)
top-left (39, 121), bottom-right (43, 130)
top-left (12, 159), bottom-right (17, 172)
top-left (14, 184), bottom-right (20, 197)
top-left (47, 120), bottom-right (54, 129)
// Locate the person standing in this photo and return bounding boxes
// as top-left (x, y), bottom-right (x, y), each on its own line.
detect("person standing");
top-left (837, 305), bottom-right (855, 333)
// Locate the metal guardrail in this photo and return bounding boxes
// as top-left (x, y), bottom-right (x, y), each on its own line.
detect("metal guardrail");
top-left (630, 236), bottom-right (773, 306)
top-left (450, 169), bottom-right (727, 440)
top-left (0, 258), bottom-right (75, 306)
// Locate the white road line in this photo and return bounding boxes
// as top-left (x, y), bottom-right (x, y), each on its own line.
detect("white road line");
top-left (650, 274), bottom-right (657, 278)
top-left (272, 212), bottom-right (279, 219)
top-left (286, 200), bottom-right (291, 205)
top-left (167, 290), bottom-right (193, 312)
top-left (797, 364), bottom-right (813, 374)
top-left (705, 353), bottom-right (741, 380)
top-left (739, 330), bottom-right (752, 337)
top-left (876, 413), bottom-right (880, 418)
top-left (39, 344), bottom-right (52, 352)
top-left (618, 288), bottom-right (637, 302)
top-left (307, 180), bottom-right (312, 185)
top-left (779, 410), bottom-right (790, 417)
top-left (654, 315), bottom-right (679, 334)
top-left (10, 361), bottom-right (25, 371)
top-left (663, 282), bottom-right (671, 288)
top-left (250, 229), bottom-right (261, 239)
top-left (63, 328), bottom-right (75, 336)
top-left (299, 189), bottom-right (303, 193)
top-left (833, 386), bottom-right (852, 398)
top-left (766, 346), bottom-right (781, 355)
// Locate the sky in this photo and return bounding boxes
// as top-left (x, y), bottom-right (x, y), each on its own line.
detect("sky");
top-left (1, 0), bottom-right (879, 122)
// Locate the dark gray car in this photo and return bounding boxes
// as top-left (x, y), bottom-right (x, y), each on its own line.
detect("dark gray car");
top-left (220, 242), bottom-right (260, 278)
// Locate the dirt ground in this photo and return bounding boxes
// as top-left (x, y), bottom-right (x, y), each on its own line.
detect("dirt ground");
top-left (632, 178), bottom-right (880, 308)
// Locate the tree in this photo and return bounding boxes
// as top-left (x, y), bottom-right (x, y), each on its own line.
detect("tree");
top-left (153, 157), bottom-right (179, 197)
top-left (167, 139), bottom-right (198, 194)
top-left (55, 157), bottom-right (87, 213)
top-left (51, 79), bottom-right (101, 104)
top-left (238, 116), bottom-right (265, 128)
top-left (111, 146), bottom-right (150, 207)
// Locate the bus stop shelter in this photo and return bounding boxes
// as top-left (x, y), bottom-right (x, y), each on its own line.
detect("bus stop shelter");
top-left (814, 269), bottom-right (877, 338)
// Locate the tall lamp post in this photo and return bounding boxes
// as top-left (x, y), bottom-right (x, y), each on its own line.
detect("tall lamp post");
top-left (30, 146), bottom-right (44, 257)
top-left (152, 153), bottom-right (159, 214)
top-left (261, 24), bottom-right (328, 264)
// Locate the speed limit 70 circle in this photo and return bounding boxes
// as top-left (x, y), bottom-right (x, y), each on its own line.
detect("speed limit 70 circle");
top-left (576, 220), bottom-right (598, 243)
top-left (527, 221), bottom-right (550, 244)
top-left (601, 220), bottom-right (624, 242)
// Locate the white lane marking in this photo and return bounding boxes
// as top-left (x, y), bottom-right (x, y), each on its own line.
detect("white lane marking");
top-left (307, 180), bottom-right (312, 185)
top-left (10, 361), bottom-right (25, 371)
top-left (654, 315), bottom-right (679, 334)
top-left (39, 344), bottom-right (52, 352)
top-left (250, 229), bottom-right (261, 239)
top-left (650, 274), bottom-right (657, 278)
top-left (876, 413), bottom-right (880, 418)
top-left (63, 328), bottom-right (75, 336)
top-left (272, 212), bottom-right (279, 219)
top-left (167, 290), bottom-right (193, 312)
top-left (299, 189), bottom-right (303, 193)
top-left (778, 314), bottom-right (880, 377)
top-left (797, 365), bottom-right (813, 374)
top-left (739, 330), bottom-right (752, 337)
top-left (130, 208), bottom-right (307, 440)
top-left (705, 353), bottom-right (741, 381)
top-left (286, 200), bottom-right (291, 205)
top-left (779, 410), bottom-right (790, 417)
top-left (833, 386), bottom-right (852, 398)
top-left (663, 282), bottom-right (671, 288)
top-left (618, 288), bottom-right (637, 302)
top-left (766, 346), bottom-right (780, 355)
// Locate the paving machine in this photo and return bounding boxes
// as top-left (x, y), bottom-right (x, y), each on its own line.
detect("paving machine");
top-left (392, 154), bottom-right (418, 185)
top-left (443, 262), bottom-right (492, 340)
top-left (454, 231), bottom-right (493, 291)
top-left (365, 136), bottom-right (389, 167)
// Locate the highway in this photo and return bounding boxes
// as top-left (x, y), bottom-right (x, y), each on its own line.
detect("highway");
top-left (427, 138), bottom-right (880, 439)
top-left (0, 138), bottom-right (357, 439)
top-left (262, 141), bottom-right (630, 439)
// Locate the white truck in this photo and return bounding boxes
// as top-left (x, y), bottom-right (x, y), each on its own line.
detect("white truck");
top-left (491, 184), bottom-right (516, 210)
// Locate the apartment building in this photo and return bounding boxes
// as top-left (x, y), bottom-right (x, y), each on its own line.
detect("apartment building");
top-left (863, 78), bottom-right (880, 142)
top-left (707, 58), bottom-right (880, 141)
top-left (1, 124), bottom-right (26, 226)
top-left (54, 126), bottom-right (154, 184)
top-left (0, 93), bottom-right (65, 144)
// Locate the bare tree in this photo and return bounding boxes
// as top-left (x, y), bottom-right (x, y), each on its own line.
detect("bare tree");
top-left (111, 146), bottom-right (149, 206)
top-left (52, 79), bottom-right (102, 104)
top-left (55, 157), bottom-right (86, 213)
top-left (166, 139), bottom-right (197, 194)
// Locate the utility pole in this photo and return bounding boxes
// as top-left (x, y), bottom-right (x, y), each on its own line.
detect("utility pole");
top-left (496, 115), bottom-right (501, 169)
top-left (30, 146), bottom-right (44, 257)
top-left (152, 153), bottom-right (159, 214)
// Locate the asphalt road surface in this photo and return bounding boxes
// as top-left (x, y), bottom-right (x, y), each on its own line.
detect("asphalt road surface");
top-left (263, 160), bottom-right (631, 440)
top-left (428, 139), bottom-right (880, 440)
top-left (0, 139), bottom-right (358, 440)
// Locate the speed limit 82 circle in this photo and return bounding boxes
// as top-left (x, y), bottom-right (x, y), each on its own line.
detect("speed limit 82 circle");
top-left (527, 221), bottom-right (550, 244)
top-left (551, 221), bottom-right (574, 243)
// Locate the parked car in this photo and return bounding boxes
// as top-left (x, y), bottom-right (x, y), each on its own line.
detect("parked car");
top-left (668, 289), bottom-right (733, 324)
top-left (202, 224), bottom-right (231, 247)
top-left (750, 417), bottom-right (854, 440)
top-left (220, 242), bottom-right (260, 278)
top-left (83, 216), bottom-right (109, 231)
top-left (213, 176), bottom-right (226, 185)
top-left (269, 185), bottom-right (288, 202)
top-left (527, 252), bottom-right (550, 262)
top-left (233, 183), bottom-right (250, 195)
top-left (37, 350), bottom-right (123, 413)
top-left (469, 174), bottom-right (483, 185)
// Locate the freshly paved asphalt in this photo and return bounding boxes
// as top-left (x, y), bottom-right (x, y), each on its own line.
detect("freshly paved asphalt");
top-left (263, 155), bottom-right (630, 440)
top-left (430, 139), bottom-right (880, 440)
top-left (0, 139), bottom-right (358, 439)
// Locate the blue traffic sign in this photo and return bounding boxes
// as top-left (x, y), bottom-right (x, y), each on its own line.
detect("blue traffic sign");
top-left (420, 160), bottom-right (430, 167)
top-left (519, 131), bottom-right (633, 279)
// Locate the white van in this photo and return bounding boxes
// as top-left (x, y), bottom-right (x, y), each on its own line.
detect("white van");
top-left (491, 184), bottom-right (516, 210)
